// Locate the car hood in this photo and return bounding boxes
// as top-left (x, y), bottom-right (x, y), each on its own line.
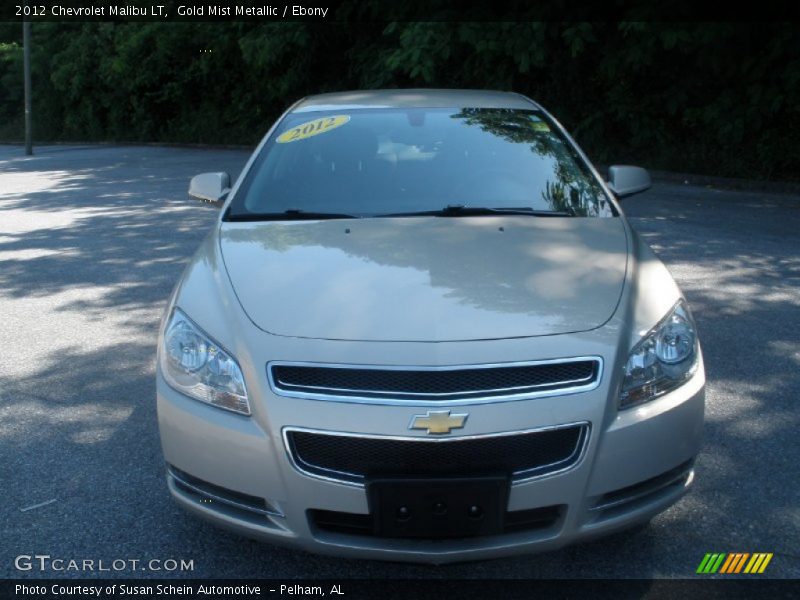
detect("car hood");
top-left (219, 216), bottom-right (628, 342)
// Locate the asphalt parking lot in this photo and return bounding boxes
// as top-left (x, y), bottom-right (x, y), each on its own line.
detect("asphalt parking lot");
top-left (1, 144), bottom-right (798, 579)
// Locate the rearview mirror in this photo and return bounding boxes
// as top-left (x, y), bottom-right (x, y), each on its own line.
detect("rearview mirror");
top-left (607, 165), bottom-right (651, 197)
top-left (188, 172), bottom-right (231, 206)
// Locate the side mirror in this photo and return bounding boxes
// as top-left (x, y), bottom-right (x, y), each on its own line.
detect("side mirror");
top-left (188, 172), bottom-right (231, 206)
top-left (607, 165), bottom-right (651, 197)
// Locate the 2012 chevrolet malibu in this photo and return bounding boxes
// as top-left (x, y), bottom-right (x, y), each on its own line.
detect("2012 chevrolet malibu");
top-left (156, 89), bottom-right (704, 563)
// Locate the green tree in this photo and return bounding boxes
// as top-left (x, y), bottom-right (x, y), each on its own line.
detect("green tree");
top-left (0, 18), bottom-right (796, 180)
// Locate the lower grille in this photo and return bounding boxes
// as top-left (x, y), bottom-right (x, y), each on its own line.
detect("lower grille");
top-left (309, 505), bottom-right (563, 539)
top-left (285, 424), bottom-right (589, 485)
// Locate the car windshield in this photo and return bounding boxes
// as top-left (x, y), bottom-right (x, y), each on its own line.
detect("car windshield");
top-left (227, 108), bottom-right (615, 219)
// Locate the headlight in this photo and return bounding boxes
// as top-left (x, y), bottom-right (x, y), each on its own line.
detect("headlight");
top-left (619, 300), bottom-right (698, 409)
top-left (160, 309), bottom-right (250, 415)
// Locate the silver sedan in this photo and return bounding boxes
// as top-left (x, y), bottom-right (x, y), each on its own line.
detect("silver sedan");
top-left (156, 89), bottom-right (704, 563)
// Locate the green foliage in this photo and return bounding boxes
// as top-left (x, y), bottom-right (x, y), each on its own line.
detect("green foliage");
top-left (0, 41), bottom-right (23, 138)
top-left (0, 20), bottom-right (797, 180)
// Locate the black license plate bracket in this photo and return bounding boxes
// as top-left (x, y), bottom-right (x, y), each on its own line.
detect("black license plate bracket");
top-left (367, 475), bottom-right (509, 539)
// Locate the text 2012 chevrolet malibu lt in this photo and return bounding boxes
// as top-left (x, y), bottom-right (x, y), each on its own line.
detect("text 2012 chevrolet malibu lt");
top-left (156, 90), bottom-right (704, 563)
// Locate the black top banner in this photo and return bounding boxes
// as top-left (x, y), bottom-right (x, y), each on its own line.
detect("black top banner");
top-left (4, 0), bottom-right (800, 22)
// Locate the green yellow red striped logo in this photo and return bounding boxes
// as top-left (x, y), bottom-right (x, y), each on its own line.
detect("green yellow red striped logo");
top-left (696, 553), bottom-right (773, 574)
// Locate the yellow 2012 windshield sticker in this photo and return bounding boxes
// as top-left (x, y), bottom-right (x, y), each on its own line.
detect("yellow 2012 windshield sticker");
top-left (276, 115), bottom-right (350, 143)
top-left (529, 120), bottom-right (550, 133)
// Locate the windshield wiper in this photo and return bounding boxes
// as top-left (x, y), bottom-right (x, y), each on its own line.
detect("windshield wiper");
top-left (380, 205), bottom-right (573, 218)
top-left (226, 209), bottom-right (360, 222)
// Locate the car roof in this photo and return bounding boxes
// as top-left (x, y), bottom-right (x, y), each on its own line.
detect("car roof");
top-left (292, 89), bottom-right (539, 113)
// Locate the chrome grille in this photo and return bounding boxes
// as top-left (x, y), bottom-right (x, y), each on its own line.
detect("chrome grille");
top-left (269, 358), bottom-right (602, 404)
top-left (284, 423), bottom-right (590, 486)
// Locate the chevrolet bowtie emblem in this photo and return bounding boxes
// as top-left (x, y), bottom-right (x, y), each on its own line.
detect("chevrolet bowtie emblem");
top-left (409, 410), bottom-right (468, 435)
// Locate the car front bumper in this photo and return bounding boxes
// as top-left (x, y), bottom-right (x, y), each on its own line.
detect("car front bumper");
top-left (156, 342), bottom-right (704, 564)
